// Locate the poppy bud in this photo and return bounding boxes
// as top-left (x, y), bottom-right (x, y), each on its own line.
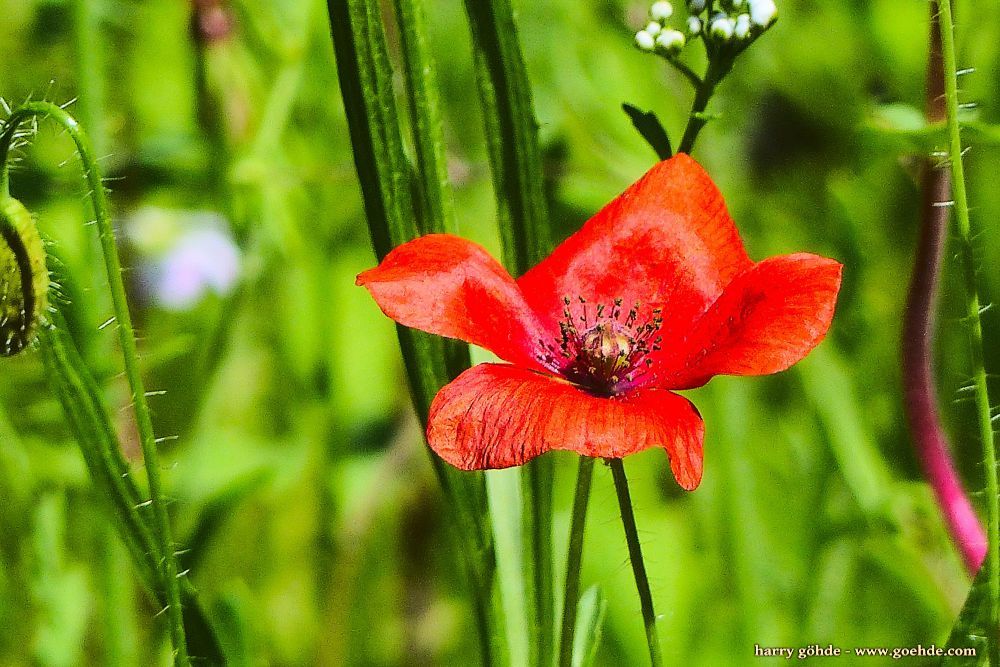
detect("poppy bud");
top-left (686, 16), bottom-right (702, 35)
top-left (0, 197), bottom-right (49, 356)
top-left (644, 21), bottom-right (663, 36)
top-left (687, 0), bottom-right (706, 13)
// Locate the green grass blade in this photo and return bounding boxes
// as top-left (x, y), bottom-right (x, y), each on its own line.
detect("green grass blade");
top-left (392, 0), bottom-right (456, 236)
top-left (327, 3), bottom-right (504, 663)
top-left (462, 4), bottom-right (554, 662)
top-left (463, 0), bottom-right (550, 274)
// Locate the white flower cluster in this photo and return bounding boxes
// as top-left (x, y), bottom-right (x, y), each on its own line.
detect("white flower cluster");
top-left (703, 0), bottom-right (777, 44)
top-left (634, 2), bottom-right (686, 55)
top-left (635, 0), bottom-right (776, 55)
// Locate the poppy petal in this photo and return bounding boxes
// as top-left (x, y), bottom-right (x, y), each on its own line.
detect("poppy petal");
top-left (659, 253), bottom-right (843, 389)
top-left (517, 154), bottom-right (752, 338)
top-left (427, 363), bottom-right (705, 490)
top-left (357, 234), bottom-right (547, 370)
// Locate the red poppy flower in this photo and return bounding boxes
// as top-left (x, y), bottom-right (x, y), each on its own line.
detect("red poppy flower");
top-left (357, 154), bottom-right (842, 490)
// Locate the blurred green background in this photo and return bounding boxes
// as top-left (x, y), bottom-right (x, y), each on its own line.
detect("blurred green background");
top-left (1, 0), bottom-right (999, 664)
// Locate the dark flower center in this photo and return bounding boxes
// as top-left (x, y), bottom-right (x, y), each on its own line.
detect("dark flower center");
top-left (537, 296), bottom-right (663, 397)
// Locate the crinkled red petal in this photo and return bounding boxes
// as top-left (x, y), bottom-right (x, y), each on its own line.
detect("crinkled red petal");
top-left (656, 253), bottom-right (843, 389)
top-left (516, 154), bottom-right (752, 342)
top-left (357, 234), bottom-right (547, 370)
top-left (427, 363), bottom-right (705, 490)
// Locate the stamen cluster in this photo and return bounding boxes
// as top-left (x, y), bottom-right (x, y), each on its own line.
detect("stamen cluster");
top-left (537, 296), bottom-right (663, 397)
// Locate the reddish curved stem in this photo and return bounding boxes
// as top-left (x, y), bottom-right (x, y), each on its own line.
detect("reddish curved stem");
top-left (902, 1), bottom-right (986, 573)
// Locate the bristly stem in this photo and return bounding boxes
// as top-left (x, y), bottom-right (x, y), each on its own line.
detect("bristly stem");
top-left (558, 456), bottom-right (595, 667)
top-left (609, 459), bottom-right (662, 667)
top-left (0, 102), bottom-right (190, 665)
top-left (902, 1), bottom-right (985, 574)
top-left (937, 0), bottom-right (1000, 661)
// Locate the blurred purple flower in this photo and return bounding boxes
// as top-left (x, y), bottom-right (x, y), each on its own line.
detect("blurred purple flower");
top-left (154, 227), bottom-right (240, 309)
top-left (138, 221), bottom-right (241, 311)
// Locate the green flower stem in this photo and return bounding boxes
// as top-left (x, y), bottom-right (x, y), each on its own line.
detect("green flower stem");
top-left (463, 3), bottom-right (555, 662)
top-left (327, 3), bottom-right (505, 664)
top-left (609, 459), bottom-right (663, 667)
top-left (937, 0), bottom-right (1000, 662)
top-left (0, 102), bottom-right (189, 666)
top-left (677, 58), bottom-right (725, 155)
top-left (558, 456), bottom-right (595, 667)
top-left (662, 57), bottom-right (703, 90)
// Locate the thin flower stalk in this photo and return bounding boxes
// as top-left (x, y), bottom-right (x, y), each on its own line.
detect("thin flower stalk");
top-left (610, 459), bottom-right (662, 667)
top-left (558, 455), bottom-right (595, 667)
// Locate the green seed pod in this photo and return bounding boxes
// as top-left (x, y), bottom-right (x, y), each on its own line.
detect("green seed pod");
top-left (0, 197), bottom-right (49, 355)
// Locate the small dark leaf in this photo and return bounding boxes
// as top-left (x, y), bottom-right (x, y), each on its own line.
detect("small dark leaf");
top-left (622, 103), bottom-right (672, 160)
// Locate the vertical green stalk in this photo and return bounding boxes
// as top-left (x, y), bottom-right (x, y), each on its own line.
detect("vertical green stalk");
top-left (609, 459), bottom-right (662, 667)
top-left (0, 103), bottom-right (189, 666)
top-left (677, 57), bottom-right (730, 156)
top-left (392, 0), bottom-right (456, 235)
top-left (463, 3), bottom-right (555, 663)
top-left (936, 1), bottom-right (1000, 662)
top-left (558, 456), bottom-right (595, 667)
top-left (327, 3), bottom-right (504, 664)
top-left (463, 0), bottom-right (551, 273)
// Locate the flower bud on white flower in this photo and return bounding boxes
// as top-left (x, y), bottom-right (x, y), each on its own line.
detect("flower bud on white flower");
top-left (709, 16), bottom-right (735, 41)
top-left (645, 21), bottom-right (663, 36)
top-left (686, 16), bottom-right (702, 35)
top-left (734, 13), bottom-right (751, 38)
top-left (635, 30), bottom-right (656, 51)
top-left (687, 0), bottom-right (706, 13)
top-left (748, 0), bottom-right (777, 27)
top-left (650, 1), bottom-right (673, 20)
top-left (655, 28), bottom-right (686, 54)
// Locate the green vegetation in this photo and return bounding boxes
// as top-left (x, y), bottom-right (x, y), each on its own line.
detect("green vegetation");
top-left (1, 0), bottom-right (999, 664)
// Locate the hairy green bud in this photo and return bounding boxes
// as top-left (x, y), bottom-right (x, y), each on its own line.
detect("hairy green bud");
top-left (0, 197), bottom-right (48, 355)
